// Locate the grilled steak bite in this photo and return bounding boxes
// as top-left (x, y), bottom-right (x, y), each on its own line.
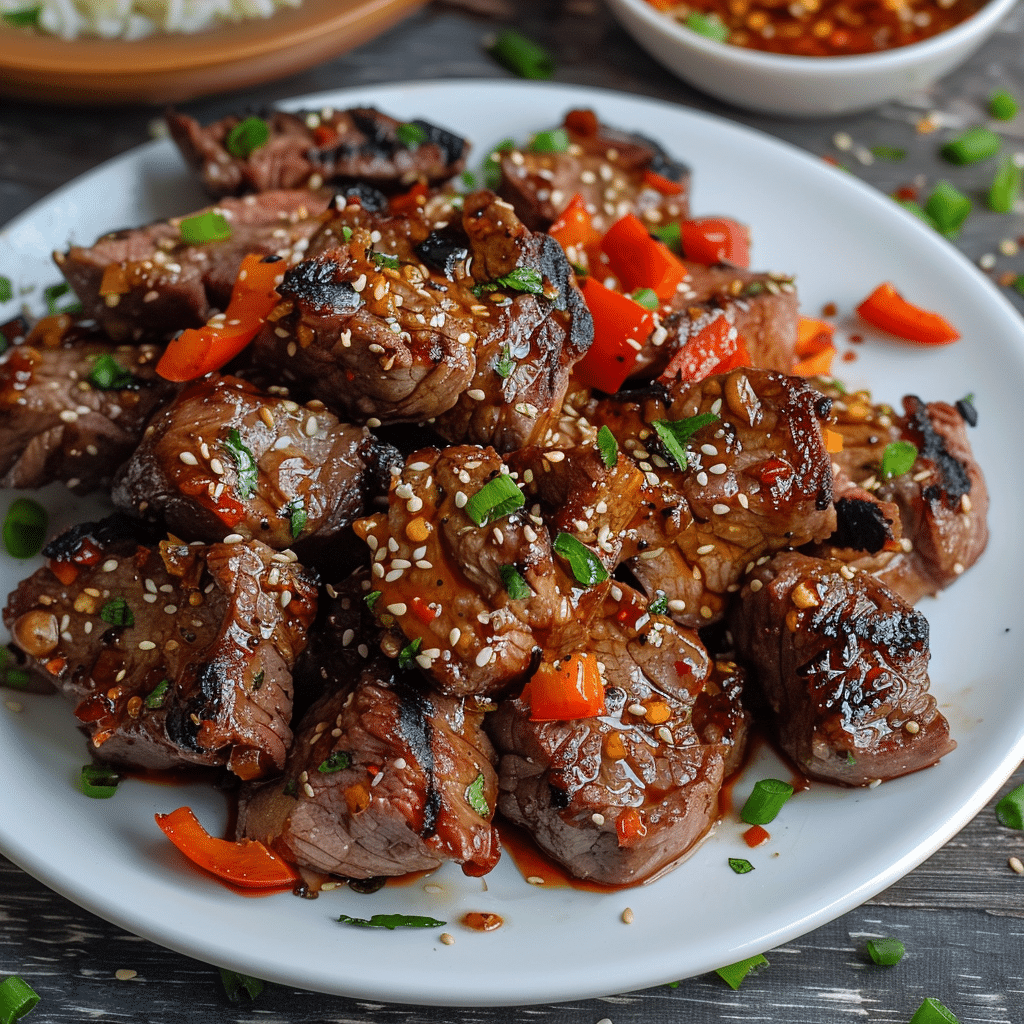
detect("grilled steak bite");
top-left (111, 375), bottom-right (394, 556)
top-left (730, 550), bottom-right (955, 786)
top-left (488, 585), bottom-right (747, 886)
top-left (54, 191), bottom-right (331, 343)
top-left (354, 445), bottom-right (607, 699)
top-left (497, 108), bottom-right (690, 235)
top-left (0, 317), bottom-right (177, 494)
top-left (167, 107), bottom-right (469, 199)
top-left (3, 517), bottom-right (317, 779)
top-left (237, 658), bottom-right (500, 880)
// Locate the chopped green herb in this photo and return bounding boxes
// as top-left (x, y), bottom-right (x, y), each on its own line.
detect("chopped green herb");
top-left (715, 954), bottom-right (767, 990)
top-left (461, 170), bottom-right (477, 189)
top-left (597, 424), bottom-right (618, 468)
top-left (396, 122), bottom-right (428, 148)
top-left (465, 772), bottom-right (490, 817)
top-left (941, 126), bottom-right (1001, 165)
top-left (223, 428), bottom-right (258, 499)
top-left (283, 498), bottom-right (307, 539)
top-left (178, 210), bottom-right (232, 245)
top-left (495, 344), bottom-right (516, 379)
top-left (499, 564), bottom-right (531, 600)
top-left (0, 974), bottom-right (40, 1021)
top-left (337, 913), bottom-right (447, 930)
top-left (896, 198), bottom-right (939, 231)
top-left (482, 137), bottom-right (517, 189)
top-left (2, 5), bottom-right (40, 26)
top-left (225, 117), bottom-right (270, 159)
top-left (740, 778), bottom-right (794, 825)
top-left (685, 10), bottom-right (729, 41)
top-left (910, 997), bottom-right (961, 1024)
top-left (145, 679), bottom-right (171, 709)
top-left (80, 762), bottom-right (120, 799)
top-left (99, 597), bottom-right (134, 628)
top-left (0, 276), bottom-right (12, 303)
top-left (989, 90), bottom-right (1019, 121)
top-left (87, 353), bottom-right (136, 390)
top-left (4, 670), bottom-right (29, 690)
top-left (728, 857), bottom-right (754, 874)
top-left (995, 781), bottom-right (1024, 829)
top-left (364, 590), bottom-right (382, 611)
top-left (398, 637), bottom-right (422, 669)
top-left (987, 155), bottom-right (1022, 213)
top-left (924, 180), bottom-right (972, 239)
top-left (487, 29), bottom-right (554, 80)
top-left (648, 591), bottom-right (668, 615)
top-left (1015, 275), bottom-right (1024, 299)
top-left (880, 440), bottom-right (918, 479)
top-left (2, 498), bottom-right (47, 559)
top-left (318, 751), bottom-right (352, 774)
top-left (870, 145), bottom-right (906, 161)
top-left (475, 267), bottom-right (544, 296)
top-left (371, 251), bottom-right (400, 271)
top-left (341, 225), bottom-right (353, 242)
top-left (251, 670), bottom-right (264, 692)
top-left (283, 778), bottom-right (297, 797)
top-left (553, 532), bottom-right (609, 586)
top-left (652, 412), bottom-right (719, 471)
top-left (219, 968), bottom-right (264, 1004)
top-left (651, 221), bottom-right (682, 252)
top-left (43, 281), bottom-right (81, 316)
top-left (530, 128), bottom-right (569, 154)
top-left (631, 287), bottom-right (660, 310)
top-left (866, 937), bottom-right (905, 966)
top-left (464, 474), bottom-right (524, 527)
top-left (845, 751), bottom-right (856, 766)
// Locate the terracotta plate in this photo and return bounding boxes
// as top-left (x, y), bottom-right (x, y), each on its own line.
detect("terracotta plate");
top-left (0, 0), bottom-right (426, 105)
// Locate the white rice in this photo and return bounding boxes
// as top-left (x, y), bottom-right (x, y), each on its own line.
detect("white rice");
top-left (0, 0), bottom-right (302, 39)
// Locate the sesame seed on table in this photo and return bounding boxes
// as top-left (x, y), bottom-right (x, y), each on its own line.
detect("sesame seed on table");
top-left (1, 0), bottom-right (1023, 1021)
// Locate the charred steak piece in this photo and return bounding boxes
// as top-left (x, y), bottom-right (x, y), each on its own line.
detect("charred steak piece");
top-left (4, 517), bottom-right (317, 779)
top-left (0, 316), bottom-right (177, 494)
top-left (112, 375), bottom-right (396, 556)
top-left (729, 550), bottom-right (955, 785)
top-left (237, 659), bottom-right (500, 879)
top-left (488, 585), bottom-right (748, 886)
top-left (54, 190), bottom-right (331, 343)
top-left (167, 107), bottom-right (469, 199)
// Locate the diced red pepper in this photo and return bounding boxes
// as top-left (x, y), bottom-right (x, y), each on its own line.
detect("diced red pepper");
top-left (390, 181), bottom-right (428, 215)
top-left (679, 217), bottom-right (750, 268)
top-left (642, 169), bottom-right (685, 196)
top-left (523, 652), bottom-right (605, 722)
top-left (575, 276), bottom-right (655, 393)
top-left (616, 807), bottom-right (648, 847)
top-left (600, 213), bottom-right (688, 301)
top-left (659, 311), bottom-right (740, 386)
top-left (792, 316), bottom-right (837, 376)
top-left (549, 193), bottom-right (601, 251)
top-left (856, 282), bottom-right (960, 346)
top-left (410, 596), bottom-right (439, 624)
top-left (743, 824), bottom-right (771, 847)
top-left (49, 560), bottom-right (79, 586)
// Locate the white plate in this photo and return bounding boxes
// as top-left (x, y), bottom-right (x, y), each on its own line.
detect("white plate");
top-left (0, 80), bottom-right (1022, 1007)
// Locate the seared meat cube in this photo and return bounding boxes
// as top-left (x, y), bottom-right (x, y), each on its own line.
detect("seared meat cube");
top-left (111, 375), bottom-right (395, 557)
top-left (167, 107), bottom-right (469, 199)
top-left (237, 659), bottom-right (500, 879)
top-left (590, 367), bottom-right (837, 627)
top-left (488, 585), bottom-right (747, 886)
top-left (3, 517), bottom-right (317, 779)
top-left (497, 108), bottom-right (689, 235)
top-left (54, 190), bottom-right (331, 343)
top-left (0, 317), bottom-right (177, 494)
top-left (730, 550), bottom-right (955, 785)
top-left (354, 446), bottom-right (607, 699)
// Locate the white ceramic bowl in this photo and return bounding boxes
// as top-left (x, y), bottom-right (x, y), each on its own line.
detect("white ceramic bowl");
top-left (607, 0), bottom-right (1021, 116)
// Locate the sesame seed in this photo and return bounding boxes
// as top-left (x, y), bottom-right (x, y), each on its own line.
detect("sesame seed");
top-left (59, 409), bottom-right (78, 423)
top-left (475, 647), bottom-right (494, 667)
top-left (280, 591), bottom-right (292, 608)
top-left (658, 726), bottom-right (673, 743)
top-left (406, 496), bottom-right (423, 513)
top-left (409, 461), bottom-right (431, 472)
top-left (114, 969), bottom-right (137, 982)
top-left (1009, 856), bottom-right (1024, 875)
top-left (712, 503), bottom-right (730, 515)
top-left (696, 544), bottom-right (715, 555)
top-left (209, 458), bottom-right (225, 476)
top-left (101, 559), bottom-right (118, 572)
top-left (628, 703), bottom-right (646, 716)
top-left (138, 641), bottom-right (156, 651)
top-left (223, 533), bottom-right (244, 544)
top-left (342, 629), bottom-right (355, 646)
top-left (737, 493), bottom-right (749, 509)
top-left (386, 603), bottom-right (408, 616)
top-left (303, 782), bottom-right (315, 798)
top-left (440, 933), bottom-right (455, 945)
top-left (592, 812), bottom-right (605, 825)
top-left (700, 605), bottom-right (714, 619)
top-left (668, 599), bottom-right (686, 612)
top-left (455, 491), bottom-right (468, 508)
top-left (696, 472), bottom-right (709, 486)
top-left (163, 604), bottom-right (177, 614)
top-left (179, 451), bottom-right (198, 466)
top-left (621, 907), bottom-right (634, 925)
top-left (868, 778), bottom-right (882, 789)
top-left (526, 876), bottom-right (546, 886)
top-left (904, 720), bottom-right (920, 735)
top-left (392, 559), bottom-right (412, 570)
top-left (384, 569), bottom-right (403, 583)
top-left (305, 416), bottom-right (318, 436)
top-left (468, 389), bottom-right (486, 401)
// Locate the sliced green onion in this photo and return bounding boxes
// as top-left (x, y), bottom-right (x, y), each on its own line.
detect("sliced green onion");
top-left (341, 225), bottom-right (353, 242)
top-left (880, 440), bottom-right (918, 480)
top-left (995, 781), bottom-right (1024, 829)
top-left (728, 857), bottom-right (754, 874)
top-left (530, 128), bottom-right (569, 154)
top-left (43, 281), bottom-right (81, 316)
top-left (80, 762), bottom-right (120, 799)
top-left (371, 251), bottom-right (400, 271)
top-left (0, 276), bottom-right (12, 303)
top-left (941, 126), bottom-right (1001, 165)
top-left (222, 428), bottom-right (258, 499)
top-left (178, 210), bottom-right (232, 245)
top-left (318, 751), bottom-right (351, 774)
top-left (2, 6), bottom-right (41, 27)
top-left (910, 997), bottom-right (961, 1023)
top-left (396, 122), bottom-right (428, 148)
top-left (364, 590), bottom-right (382, 611)
top-left (3, 498), bottom-right (47, 559)
top-left (987, 155), bottom-right (1022, 213)
top-left (225, 117), bottom-right (270, 159)
top-left (896, 198), bottom-right (939, 230)
top-left (651, 221), bottom-right (682, 251)
top-left (685, 11), bottom-right (729, 42)
top-left (219, 968), bottom-right (264, 1004)
top-left (100, 597), bottom-right (134, 627)
top-left (870, 145), bottom-right (906, 161)
top-left (924, 180), bottom-right (972, 239)
top-left (648, 591), bottom-right (668, 615)
top-left (631, 288), bottom-right (660, 310)
top-left (866, 937), bottom-right (905, 966)
top-left (337, 913), bottom-right (447, 930)
top-left (465, 474), bottom-right (524, 527)
top-left (461, 170), bottom-right (477, 189)
top-left (499, 564), bottom-right (531, 600)
top-left (144, 679), bottom-right (170, 709)
top-left (0, 975), bottom-right (40, 1021)
top-left (597, 425), bottom-right (618, 468)
top-left (740, 778), bottom-right (794, 825)
top-left (398, 637), bottom-right (422, 669)
top-left (553, 532), bottom-right (608, 586)
top-left (495, 344), bottom-right (516, 379)
top-left (87, 353), bottom-right (135, 390)
top-left (487, 29), bottom-right (555, 80)
top-left (4, 670), bottom-right (29, 690)
top-left (465, 772), bottom-right (490, 817)
top-left (652, 412), bottom-right (719, 471)
top-left (989, 90), bottom-right (1019, 121)
top-left (482, 137), bottom-right (517, 189)
top-left (715, 954), bottom-right (767, 990)
top-left (475, 267), bottom-right (544, 297)
top-left (289, 502), bottom-right (307, 539)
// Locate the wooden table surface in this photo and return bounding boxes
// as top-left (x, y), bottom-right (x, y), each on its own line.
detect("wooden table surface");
top-left (1, 1), bottom-right (1023, 1020)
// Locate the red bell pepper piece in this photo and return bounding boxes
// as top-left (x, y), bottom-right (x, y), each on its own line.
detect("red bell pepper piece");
top-left (575, 276), bottom-right (656, 393)
top-left (155, 806), bottom-right (298, 890)
top-left (659, 311), bottom-right (742, 386)
top-left (549, 193), bottom-right (601, 251)
top-left (679, 217), bottom-right (750, 267)
top-left (600, 213), bottom-right (688, 301)
top-left (389, 181), bottom-right (428, 215)
top-left (642, 168), bottom-right (685, 196)
top-left (523, 652), bottom-right (605, 722)
top-left (792, 316), bottom-right (836, 376)
top-left (156, 253), bottom-right (286, 382)
top-left (856, 282), bottom-right (960, 345)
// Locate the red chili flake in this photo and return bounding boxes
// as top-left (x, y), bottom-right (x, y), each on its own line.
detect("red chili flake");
top-left (841, 350), bottom-right (858, 362)
top-left (674, 660), bottom-right (693, 676)
top-left (894, 185), bottom-right (919, 202)
top-left (410, 596), bottom-right (439, 624)
top-left (312, 125), bottom-right (339, 149)
top-left (849, 333), bottom-right (864, 344)
top-left (743, 824), bottom-right (770, 847)
top-left (755, 457), bottom-right (792, 485)
top-left (821, 302), bottom-right (838, 317)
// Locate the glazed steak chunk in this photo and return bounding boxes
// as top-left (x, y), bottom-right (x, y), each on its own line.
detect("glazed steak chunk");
top-left (55, 190), bottom-right (331, 343)
top-left (488, 585), bottom-right (747, 886)
top-left (0, 317), bottom-right (177, 494)
top-left (237, 660), bottom-right (500, 879)
top-left (730, 551), bottom-right (955, 785)
top-left (4, 517), bottom-right (317, 779)
top-left (167, 107), bottom-right (469, 198)
top-left (112, 375), bottom-right (394, 553)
